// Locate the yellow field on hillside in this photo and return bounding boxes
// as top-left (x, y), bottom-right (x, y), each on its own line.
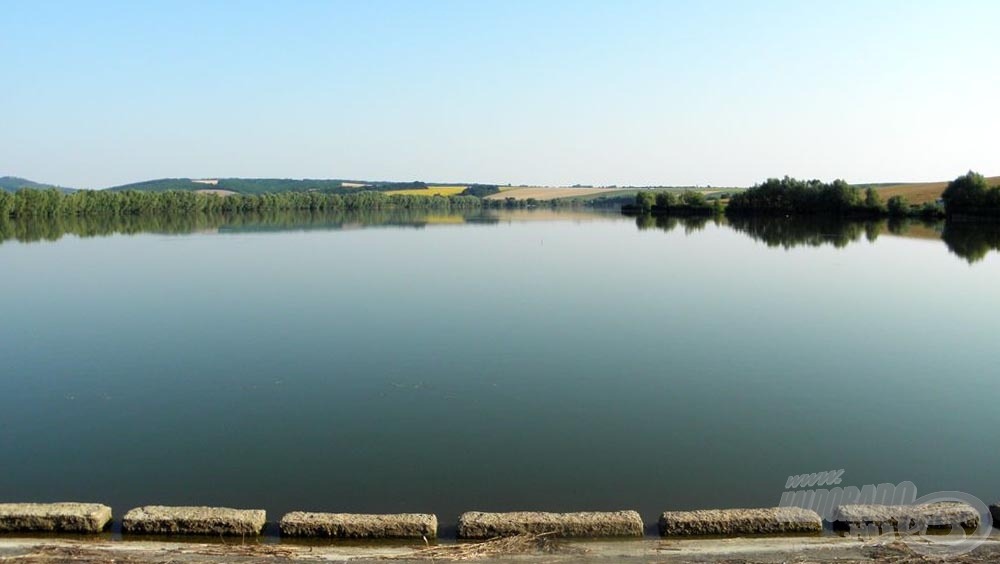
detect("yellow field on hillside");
top-left (386, 186), bottom-right (467, 197)
top-left (876, 176), bottom-right (1000, 205)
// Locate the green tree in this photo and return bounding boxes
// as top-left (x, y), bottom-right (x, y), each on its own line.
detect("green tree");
top-left (0, 191), bottom-right (12, 218)
top-left (864, 187), bottom-right (884, 211)
top-left (681, 191), bottom-right (708, 208)
top-left (919, 202), bottom-right (945, 219)
top-left (635, 191), bottom-right (653, 212)
top-left (654, 191), bottom-right (677, 209)
top-left (13, 188), bottom-right (45, 217)
top-left (942, 171), bottom-right (993, 214)
top-left (886, 195), bottom-right (909, 216)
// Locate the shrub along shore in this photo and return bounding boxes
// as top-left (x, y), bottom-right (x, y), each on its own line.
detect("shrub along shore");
top-left (623, 171), bottom-right (999, 221)
top-left (0, 189), bottom-right (484, 218)
top-left (0, 186), bottom-right (593, 219)
top-left (724, 177), bottom-right (946, 219)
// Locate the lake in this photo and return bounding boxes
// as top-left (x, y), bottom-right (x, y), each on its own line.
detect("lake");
top-left (1, 209), bottom-right (998, 536)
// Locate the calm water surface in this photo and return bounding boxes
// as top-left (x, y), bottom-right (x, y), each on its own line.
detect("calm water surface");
top-left (1, 210), bottom-right (998, 534)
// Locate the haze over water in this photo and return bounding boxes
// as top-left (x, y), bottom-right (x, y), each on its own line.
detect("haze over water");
top-left (1, 210), bottom-right (998, 534)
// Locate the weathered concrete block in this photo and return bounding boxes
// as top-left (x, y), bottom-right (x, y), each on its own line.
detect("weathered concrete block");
top-left (122, 506), bottom-right (265, 535)
top-left (833, 503), bottom-right (979, 530)
top-left (280, 512), bottom-right (437, 539)
top-left (659, 507), bottom-right (822, 536)
top-left (457, 511), bottom-right (643, 539)
top-left (0, 503), bottom-right (112, 533)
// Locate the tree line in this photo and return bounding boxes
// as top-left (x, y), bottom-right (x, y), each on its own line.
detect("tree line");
top-left (624, 190), bottom-right (723, 216)
top-left (722, 172), bottom-right (999, 219)
top-left (0, 188), bottom-right (484, 219)
top-left (724, 177), bottom-right (944, 219)
top-left (941, 171), bottom-right (1000, 217)
top-left (0, 185), bottom-right (591, 219)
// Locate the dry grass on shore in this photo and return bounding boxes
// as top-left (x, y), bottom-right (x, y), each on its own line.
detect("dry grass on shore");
top-left (385, 532), bottom-right (587, 561)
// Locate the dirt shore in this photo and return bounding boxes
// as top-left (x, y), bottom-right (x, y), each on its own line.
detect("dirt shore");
top-left (3, 533), bottom-right (1000, 563)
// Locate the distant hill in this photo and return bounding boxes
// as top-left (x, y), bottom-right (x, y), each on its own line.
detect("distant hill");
top-left (0, 176), bottom-right (76, 193)
top-left (107, 178), bottom-right (447, 195)
top-left (2, 174), bottom-right (490, 196)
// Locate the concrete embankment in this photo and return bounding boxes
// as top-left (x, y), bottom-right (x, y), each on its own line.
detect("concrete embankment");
top-left (833, 502), bottom-right (980, 529)
top-left (279, 512), bottom-right (437, 538)
top-left (457, 511), bottom-right (644, 539)
top-left (659, 507), bottom-right (823, 536)
top-left (0, 503), bottom-right (112, 534)
top-left (121, 506), bottom-right (266, 536)
top-left (0, 500), bottom-right (993, 543)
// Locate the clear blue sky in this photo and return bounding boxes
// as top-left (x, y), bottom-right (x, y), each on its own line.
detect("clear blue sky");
top-left (2, 0), bottom-right (998, 189)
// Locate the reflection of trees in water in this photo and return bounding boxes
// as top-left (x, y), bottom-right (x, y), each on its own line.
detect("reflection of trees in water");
top-left (642, 213), bottom-right (998, 263)
top-left (0, 213), bottom-right (225, 243)
top-left (631, 212), bottom-right (999, 263)
top-left (725, 215), bottom-right (881, 249)
top-left (4, 210), bottom-right (999, 264)
top-left (216, 208), bottom-right (501, 233)
top-left (719, 215), bottom-right (1000, 263)
top-left (635, 214), bottom-right (716, 234)
top-left (865, 222), bottom-right (881, 243)
top-left (0, 209), bottom-right (501, 245)
top-left (941, 221), bottom-right (1000, 263)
